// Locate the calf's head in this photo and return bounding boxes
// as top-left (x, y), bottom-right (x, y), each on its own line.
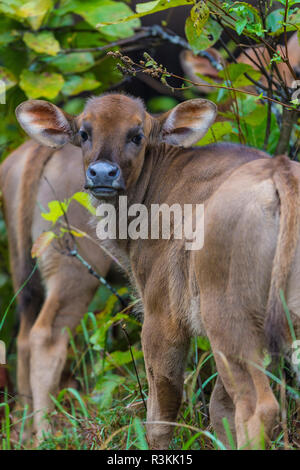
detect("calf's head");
top-left (16, 94), bottom-right (216, 200)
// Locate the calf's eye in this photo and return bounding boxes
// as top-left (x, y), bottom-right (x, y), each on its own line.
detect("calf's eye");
top-left (80, 130), bottom-right (88, 142)
top-left (131, 134), bottom-right (143, 145)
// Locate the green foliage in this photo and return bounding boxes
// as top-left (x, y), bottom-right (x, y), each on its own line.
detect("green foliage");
top-left (0, 0), bottom-right (137, 161)
top-left (185, 15), bottom-right (222, 52)
top-left (147, 95), bottom-right (178, 112)
top-left (19, 70), bottom-right (64, 99)
top-left (218, 63), bottom-right (261, 87)
top-left (62, 73), bottom-right (101, 96)
top-left (41, 192), bottom-right (96, 225)
top-left (2, 303), bottom-right (299, 450)
top-left (30, 191), bottom-right (97, 258)
top-left (93, 374), bottom-right (125, 410)
top-left (0, 0), bottom-right (300, 451)
top-left (99, 0), bottom-right (194, 24)
top-left (23, 31), bottom-right (61, 55)
top-left (197, 121), bottom-right (235, 145)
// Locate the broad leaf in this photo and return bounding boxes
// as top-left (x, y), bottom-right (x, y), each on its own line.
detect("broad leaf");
top-left (97, 0), bottom-right (193, 25)
top-left (0, 18), bottom-right (19, 46)
top-left (190, 1), bottom-right (210, 36)
top-left (0, 67), bottom-right (17, 91)
top-left (0, 0), bottom-right (53, 30)
top-left (71, 192), bottom-right (96, 215)
top-left (185, 16), bottom-right (222, 52)
top-left (93, 374), bottom-right (125, 410)
top-left (51, 52), bottom-right (95, 73)
top-left (197, 121), bottom-right (235, 146)
top-left (41, 200), bottom-right (70, 224)
top-left (266, 9), bottom-right (284, 33)
top-left (23, 31), bottom-right (60, 56)
top-left (218, 63), bottom-right (261, 87)
top-left (95, 347), bottom-right (144, 373)
top-left (62, 73), bottom-right (101, 96)
top-left (58, 0), bottom-right (140, 39)
top-left (20, 70), bottom-right (64, 99)
top-left (63, 97), bottom-right (85, 114)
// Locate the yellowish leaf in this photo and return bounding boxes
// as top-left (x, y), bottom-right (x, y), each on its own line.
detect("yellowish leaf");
top-left (31, 231), bottom-right (56, 258)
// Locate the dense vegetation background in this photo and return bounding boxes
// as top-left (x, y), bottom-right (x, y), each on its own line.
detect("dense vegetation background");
top-left (0, 0), bottom-right (299, 449)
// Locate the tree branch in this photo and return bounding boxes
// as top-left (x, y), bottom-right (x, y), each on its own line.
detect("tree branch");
top-left (275, 108), bottom-right (298, 155)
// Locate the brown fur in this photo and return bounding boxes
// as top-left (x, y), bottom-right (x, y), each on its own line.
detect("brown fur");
top-left (15, 93), bottom-right (300, 449)
top-left (265, 155), bottom-right (300, 355)
top-left (0, 142), bottom-right (111, 443)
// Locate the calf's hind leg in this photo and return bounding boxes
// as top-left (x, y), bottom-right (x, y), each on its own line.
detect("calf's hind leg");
top-left (16, 271), bottom-right (43, 420)
top-left (209, 375), bottom-right (236, 448)
top-left (202, 299), bottom-right (279, 449)
top-left (28, 260), bottom-right (101, 442)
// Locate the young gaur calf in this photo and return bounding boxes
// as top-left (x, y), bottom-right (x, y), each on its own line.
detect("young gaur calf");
top-left (0, 142), bottom-right (111, 441)
top-left (15, 94), bottom-right (300, 449)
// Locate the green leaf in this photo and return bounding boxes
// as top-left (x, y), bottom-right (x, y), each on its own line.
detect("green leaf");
top-left (242, 105), bottom-right (268, 126)
top-left (97, 0), bottom-right (193, 25)
top-left (23, 31), bottom-right (60, 56)
top-left (41, 200), bottom-right (70, 224)
top-left (0, 30), bottom-right (16, 46)
top-left (147, 96), bottom-right (178, 113)
top-left (135, 1), bottom-right (160, 13)
top-left (235, 18), bottom-right (247, 35)
top-left (185, 16), bottom-right (222, 52)
top-left (96, 347), bottom-right (144, 372)
top-left (56, 387), bottom-right (89, 417)
top-left (0, 67), bottom-right (17, 91)
top-left (51, 52), bottom-right (94, 74)
top-left (63, 30), bottom-right (105, 49)
top-left (20, 70), bottom-right (64, 99)
top-left (0, 17), bottom-right (19, 46)
top-left (266, 9), bottom-right (284, 33)
top-left (0, 0), bottom-right (53, 30)
top-left (133, 417), bottom-right (149, 450)
top-left (197, 336), bottom-right (211, 351)
top-left (71, 192), bottom-right (96, 215)
top-left (197, 121), bottom-right (235, 146)
top-left (63, 97), bottom-right (85, 115)
top-left (62, 73), bottom-right (101, 96)
top-left (190, 1), bottom-right (210, 36)
top-left (288, 8), bottom-right (300, 27)
top-left (268, 7), bottom-right (300, 35)
top-left (90, 310), bottom-right (138, 351)
top-left (93, 374), bottom-right (125, 410)
top-left (0, 44), bottom-right (28, 76)
top-left (218, 63), bottom-right (261, 87)
top-left (58, 0), bottom-right (140, 39)
top-left (92, 55), bottom-right (123, 93)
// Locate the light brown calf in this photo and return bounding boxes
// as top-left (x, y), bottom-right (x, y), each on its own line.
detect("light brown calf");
top-left (0, 142), bottom-right (111, 441)
top-left (15, 93), bottom-right (300, 449)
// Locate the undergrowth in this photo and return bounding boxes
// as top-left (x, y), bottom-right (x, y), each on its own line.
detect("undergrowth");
top-left (1, 288), bottom-right (299, 450)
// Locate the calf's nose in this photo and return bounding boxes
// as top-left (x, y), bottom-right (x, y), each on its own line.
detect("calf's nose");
top-left (86, 161), bottom-right (120, 187)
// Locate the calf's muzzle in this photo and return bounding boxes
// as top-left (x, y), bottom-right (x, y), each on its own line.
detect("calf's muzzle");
top-left (85, 161), bottom-right (124, 198)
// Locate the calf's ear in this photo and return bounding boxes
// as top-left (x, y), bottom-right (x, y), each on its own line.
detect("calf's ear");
top-left (159, 99), bottom-right (217, 147)
top-left (16, 100), bottom-right (78, 148)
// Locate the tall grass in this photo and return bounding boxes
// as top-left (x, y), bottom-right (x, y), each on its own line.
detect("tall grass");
top-left (1, 290), bottom-right (299, 450)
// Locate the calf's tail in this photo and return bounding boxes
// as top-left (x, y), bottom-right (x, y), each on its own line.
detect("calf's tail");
top-left (265, 155), bottom-right (300, 356)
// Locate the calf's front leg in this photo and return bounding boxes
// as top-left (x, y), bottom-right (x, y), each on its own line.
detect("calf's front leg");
top-left (142, 313), bottom-right (190, 449)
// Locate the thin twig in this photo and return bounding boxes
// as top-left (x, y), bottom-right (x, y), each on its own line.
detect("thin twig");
top-left (121, 325), bottom-right (147, 413)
